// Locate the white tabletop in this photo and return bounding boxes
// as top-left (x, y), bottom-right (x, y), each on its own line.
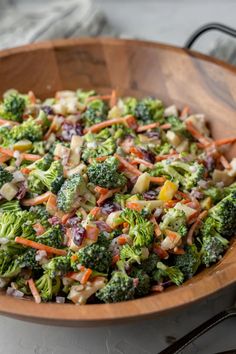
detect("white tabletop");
top-left (1, 1), bottom-right (236, 353)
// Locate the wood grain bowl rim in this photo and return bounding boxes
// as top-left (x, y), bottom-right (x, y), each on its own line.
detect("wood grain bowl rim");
top-left (0, 37), bottom-right (235, 326)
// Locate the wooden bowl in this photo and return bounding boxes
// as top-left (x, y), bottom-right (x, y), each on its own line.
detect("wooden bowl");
top-left (0, 38), bottom-right (236, 326)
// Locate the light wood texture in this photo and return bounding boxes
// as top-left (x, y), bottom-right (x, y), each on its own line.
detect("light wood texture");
top-left (0, 38), bottom-right (235, 326)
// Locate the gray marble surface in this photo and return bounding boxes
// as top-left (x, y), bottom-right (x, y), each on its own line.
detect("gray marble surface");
top-left (1, 1), bottom-right (236, 353)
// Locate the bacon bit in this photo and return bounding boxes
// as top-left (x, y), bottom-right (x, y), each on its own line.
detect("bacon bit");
top-left (95, 186), bottom-right (120, 206)
top-left (160, 123), bottom-right (171, 130)
top-left (131, 158), bottom-right (154, 168)
top-left (185, 121), bottom-right (210, 145)
top-left (150, 216), bottom-right (162, 237)
top-left (86, 94), bottom-right (112, 103)
top-left (153, 245), bottom-right (169, 259)
top-left (126, 201), bottom-right (143, 212)
top-left (137, 122), bottom-right (160, 132)
top-left (151, 284), bottom-right (164, 292)
top-left (117, 235), bottom-right (128, 245)
top-left (109, 89), bottom-right (117, 108)
top-left (187, 210), bottom-right (200, 224)
top-left (180, 105), bottom-right (190, 119)
top-left (219, 155), bottom-right (231, 170)
top-left (15, 236), bottom-right (67, 256)
top-left (126, 115), bottom-right (138, 130)
top-left (150, 176), bottom-right (166, 184)
top-left (112, 254), bottom-right (120, 265)
top-left (85, 224), bottom-right (99, 241)
top-left (0, 118), bottom-right (20, 126)
top-left (187, 210), bottom-right (208, 245)
top-left (115, 154), bottom-right (142, 176)
top-left (28, 91), bottom-right (36, 104)
top-left (28, 278), bottom-right (41, 304)
top-left (33, 223), bottom-right (45, 236)
top-left (155, 153), bottom-right (179, 162)
top-left (80, 268), bottom-right (93, 285)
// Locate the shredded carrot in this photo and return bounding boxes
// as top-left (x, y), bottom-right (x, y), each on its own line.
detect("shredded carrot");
top-left (185, 121), bottom-right (210, 145)
top-left (150, 176), bottom-right (166, 184)
top-left (164, 200), bottom-right (178, 208)
top-left (180, 105), bottom-right (190, 118)
top-left (28, 278), bottom-right (41, 304)
top-left (86, 94), bottom-right (112, 103)
top-left (219, 155), bottom-right (231, 170)
top-left (131, 158), bottom-right (154, 168)
top-left (129, 146), bottom-right (145, 158)
top-left (150, 216), bottom-right (162, 237)
top-left (137, 122), bottom-right (160, 132)
top-left (187, 210), bottom-right (208, 245)
top-left (80, 268), bottom-right (92, 285)
top-left (115, 154), bottom-right (142, 176)
top-left (21, 191), bottom-right (52, 206)
top-left (84, 115), bottom-right (133, 134)
top-left (204, 137), bottom-right (236, 148)
top-left (86, 224), bottom-right (99, 241)
top-left (175, 190), bottom-right (191, 201)
top-left (151, 284), bottom-right (164, 292)
top-left (109, 89), bottom-right (117, 108)
top-left (165, 229), bottom-right (181, 242)
top-left (0, 118), bottom-right (19, 126)
top-left (126, 201), bottom-right (143, 212)
top-left (0, 155), bottom-right (11, 164)
top-left (28, 91), bottom-right (36, 104)
top-left (95, 155), bottom-right (109, 162)
top-left (0, 147), bottom-right (41, 161)
top-left (71, 254), bottom-right (78, 262)
top-left (89, 207), bottom-right (101, 218)
top-left (33, 223), bottom-right (45, 236)
top-left (15, 236), bottom-right (67, 256)
top-left (160, 123), bottom-right (171, 130)
top-left (112, 254), bottom-right (120, 265)
top-left (155, 153), bottom-right (178, 162)
top-left (117, 235), bottom-right (128, 245)
top-left (61, 211), bottom-right (75, 225)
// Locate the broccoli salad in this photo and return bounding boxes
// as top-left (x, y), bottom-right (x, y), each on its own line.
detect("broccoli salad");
top-left (0, 88), bottom-right (235, 305)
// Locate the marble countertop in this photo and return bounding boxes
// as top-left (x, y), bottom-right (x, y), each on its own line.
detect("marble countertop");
top-left (1, 1), bottom-right (236, 353)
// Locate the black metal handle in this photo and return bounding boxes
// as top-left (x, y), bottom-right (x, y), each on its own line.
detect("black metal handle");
top-left (184, 23), bottom-right (236, 49)
top-left (158, 307), bottom-right (236, 354)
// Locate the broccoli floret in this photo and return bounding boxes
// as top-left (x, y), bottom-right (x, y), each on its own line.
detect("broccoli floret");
top-left (0, 166), bottom-right (13, 188)
top-left (36, 225), bottom-right (64, 248)
top-left (160, 208), bottom-right (187, 237)
top-left (28, 154), bottom-right (53, 171)
top-left (166, 115), bottom-right (189, 137)
top-left (82, 99), bottom-right (108, 127)
top-left (155, 142), bottom-right (172, 156)
top-left (120, 244), bottom-right (143, 265)
top-left (82, 137), bottom-right (116, 162)
top-left (174, 244), bottom-right (201, 279)
top-left (96, 271), bottom-right (135, 303)
top-left (35, 110), bottom-right (50, 132)
top-left (139, 253), bottom-right (160, 274)
top-left (18, 248), bottom-right (41, 272)
top-left (0, 250), bottom-right (21, 278)
top-left (201, 233), bottom-right (228, 267)
top-left (27, 174), bottom-right (46, 195)
top-left (87, 157), bottom-right (127, 189)
top-left (0, 200), bottom-right (21, 213)
top-left (121, 208), bottom-right (154, 247)
top-left (122, 97), bottom-right (138, 116)
top-left (78, 243), bottom-right (112, 273)
top-left (152, 262), bottom-right (184, 286)
top-left (57, 173), bottom-right (96, 213)
top-left (114, 193), bottom-right (132, 208)
top-left (76, 89), bottom-right (96, 103)
top-left (43, 255), bottom-right (71, 277)
top-left (134, 98), bottom-right (164, 124)
top-left (1, 93), bottom-right (25, 122)
top-left (29, 205), bottom-right (50, 228)
top-left (30, 160), bottom-right (64, 194)
top-left (208, 191), bottom-right (236, 238)
top-left (130, 268), bottom-right (151, 298)
top-left (203, 186), bottom-right (225, 203)
top-left (224, 182), bottom-right (236, 196)
top-left (170, 161), bottom-right (205, 191)
top-left (0, 211), bottom-right (30, 240)
top-left (11, 117), bottom-right (43, 142)
top-left (0, 126), bottom-right (14, 147)
top-left (30, 141), bottom-right (46, 155)
top-left (35, 271), bottom-right (61, 301)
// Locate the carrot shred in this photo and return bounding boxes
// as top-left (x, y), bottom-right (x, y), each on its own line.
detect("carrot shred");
top-left (160, 123), bottom-right (171, 130)
top-left (150, 216), bottom-right (162, 237)
top-left (150, 176), bottom-right (166, 184)
top-left (21, 191), bottom-right (53, 206)
top-left (155, 153), bottom-right (178, 162)
top-left (89, 207), bottom-right (101, 218)
top-left (15, 236), bottom-right (67, 256)
top-left (109, 89), bottom-right (117, 108)
top-left (219, 155), bottom-right (231, 170)
top-left (20, 167), bottom-right (31, 174)
top-left (28, 91), bottom-right (36, 104)
top-left (86, 224), bottom-right (99, 241)
top-left (83, 115), bottom-right (133, 134)
top-left (80, 268), bottom-right (92, 285)
top-left (71, 254), bottom-right (78, 262)
top-left (117, 235), bottom-right (128, 245)
top-left (180, 105), bottom-right (190, 118)
top-left (28, 278), bottom-right (41, 304)
top-left (0, 118), bottom-right (19, 126)
top-left (165, 229), bottom-right (181, 242)
top-left (0, 147), bottom-right (41, 161)
top-left (95, 155), bottom-right (109, 162)
top-left (185, 121), bottom-right (210, 145)
top-left (204, 137), bottom-right (236, 148)
top-left (86, 94), bottom-right (112, 103)
top-left (129, 146), bottom-right (145, 158)
top-left (33, 223), bottom-right (46, 236)
top-left (126, 201), bottom-right (143, 212)
top-left (131, 158), bottom-right (154, 168)
top-left (0, 155), bottom-right (11, 164)
top-left (137, 122), bottom-right (160, 132)
top-left (61, 211), bottom-right (75, 225)
top-left (187, 210), bottom-right (208, 245)
top-left (115, 154), bottom-right (142, 176)
top-left (169, 247), bottom-right (185, 255)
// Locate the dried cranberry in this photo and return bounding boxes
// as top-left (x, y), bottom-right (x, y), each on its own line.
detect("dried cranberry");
top-left (71, 225), bottom-right (86, 246)
top-left (49, 216), bottom-right (61, 226)
top-left (16, 182), bottom-right (27, 200)
top-left (102, 201), bottom-right (121, 214)
top-left (205, 155), bottom-right (215, 171)
top-left (143, 190), bottom-right (158, 200)
top-left (93, 221), bottom-right (112, 232)
top-left (66, 217), bottom-right (80, 227)
top-left (41, 106), bottom-right (54, 115)
top-left (58, 122), bottom-right (83, 142)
